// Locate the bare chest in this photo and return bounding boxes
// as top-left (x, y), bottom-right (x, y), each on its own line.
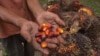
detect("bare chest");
top-left (0, 0), bottom-right (29, 17)
top-left (0, 0), bottom-right (24, 9)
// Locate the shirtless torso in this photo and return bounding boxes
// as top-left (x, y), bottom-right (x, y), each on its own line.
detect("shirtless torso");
top-left (0, 0), bottom-right (34, 38)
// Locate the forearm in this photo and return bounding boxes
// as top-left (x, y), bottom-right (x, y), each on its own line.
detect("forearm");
top-left (0, 6), bottom-right (29, 27)
top-left (27, 0), bottom-right (45, 18)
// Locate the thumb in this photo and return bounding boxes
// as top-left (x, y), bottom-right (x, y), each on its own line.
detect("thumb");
top-left (54, 16), bottom-right (65, 26)
top-left (20, 27), bottom-right (32, 43)
top-left (21, 30), bottom-right (49, 55)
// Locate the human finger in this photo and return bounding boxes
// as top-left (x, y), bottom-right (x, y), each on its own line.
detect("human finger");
top-left (45, 38), bottom-right (58, 44)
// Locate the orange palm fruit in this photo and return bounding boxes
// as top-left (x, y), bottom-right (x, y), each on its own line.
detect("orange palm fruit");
top-left (56, 28), bottom-right (64, 34)
top-left (41, 41), bottom-right (48, 48)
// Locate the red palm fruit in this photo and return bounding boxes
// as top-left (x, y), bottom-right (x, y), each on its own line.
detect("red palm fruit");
top-left (41, 23), bottom-right (48, 28)
top-left (41, 32), bottom-right (47, 41)
top-left (53, 31), bottom-right (60, 37)
top-left (38, 26), bottom-right (43, 32)
top-left (47, 24), bottom-right (53, 29)
top-left (35, 37), bottom-right (42, 43)
top-left (48, 31), bottom-right (58, 38)
top-left (43, 27), bottom-right (48, 32)
top-left (42, 23), bottom-right (52, 29)
top-left (41, 41), bottom-right (48, 48)
top-left (39, 23), bottom-right (53, 32)
top-left (56, 28), bottom-right (64, 34)
top-left (41, 32), bottom-right (46, 36)
top-left (38, 23), bottom-right (48, 32)
top-left (47, 4), bottom-right (59, 12)
top-left (35, 33), bottom-right (42, 37)
top-left (41, 35), bottom-right (47, 41)
top-left (45, 29), bottom-right (51, 35)
top-left (47, 31), bottom-right (54, 38)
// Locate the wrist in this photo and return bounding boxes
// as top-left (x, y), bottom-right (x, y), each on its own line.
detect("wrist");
top-left (34, 9), bottom-right (45, 18)
top-left (17, 18), bottom-right (29, 27)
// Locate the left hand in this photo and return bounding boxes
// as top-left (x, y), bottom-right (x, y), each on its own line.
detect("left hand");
top-left (36, 11), bottom-right (66, 44)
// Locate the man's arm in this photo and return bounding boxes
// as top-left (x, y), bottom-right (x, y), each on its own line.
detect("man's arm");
top-left (26, 0), bottom-right (44, 18)
top-left (0, 4), bottom-right (59, 55)
top-left (0, 6), bottom-right (37, 43)
top-left (0, 6), bottom-right (28, 27)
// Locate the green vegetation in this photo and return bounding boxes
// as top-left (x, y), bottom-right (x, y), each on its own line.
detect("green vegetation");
top-left (40, 0), bottom-right (47, 5)
top-left (79, 0), bottom-right (100, 16)
top-left (41, 0), bottom-right (100, 16)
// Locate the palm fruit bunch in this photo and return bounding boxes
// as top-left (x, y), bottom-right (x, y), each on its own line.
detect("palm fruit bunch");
top-left (47, 0), bottom-right (60, 13)
top-left (43, 0), bottom-right (100, 56)
top-left (64, 0), bottom-right (94, 16)
top-left (35, 23), bottom-right (63, 48)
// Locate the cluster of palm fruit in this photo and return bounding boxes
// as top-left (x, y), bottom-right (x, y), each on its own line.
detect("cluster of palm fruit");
top-left (45, 0), bottom-right (100, 56)
top-left (35, 23), bottom-right (63, 48)
top-left (47, 0), bottom-right (94, 16)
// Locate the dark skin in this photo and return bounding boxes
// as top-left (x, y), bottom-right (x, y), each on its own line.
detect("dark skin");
top-left (0, 0), bottom-right (66, 55)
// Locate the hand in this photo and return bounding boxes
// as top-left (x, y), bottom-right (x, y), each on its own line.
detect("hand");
top-left (36, 11), bottom-right (66, 44)
top-left (20, 21), bottom-right (59, 55)
top-left (36, 11), bottom-right (65, 26)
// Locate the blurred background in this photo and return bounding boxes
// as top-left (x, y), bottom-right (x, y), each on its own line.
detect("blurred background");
top-left (41, 0), bottom-right (100, 16)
